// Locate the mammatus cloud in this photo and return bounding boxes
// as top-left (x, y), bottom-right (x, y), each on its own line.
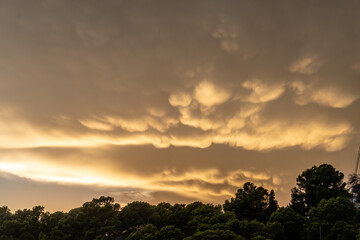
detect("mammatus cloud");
top-left (241, 79), bottom-right (285, 103)
top-left (105, 115), bottom-right (178, 133)
top-left (169, 92), bottom-right (192, 107)
top-left (290, 80), bottom-right (359, 108)
top-left (211, 27), bottom-right (239, 53)
top-left (194, 80), bottom-right (231, 107)
top-left (289, 57), bottom-right (323, 74)
top-left (80, 114), bottom-right (179, 133)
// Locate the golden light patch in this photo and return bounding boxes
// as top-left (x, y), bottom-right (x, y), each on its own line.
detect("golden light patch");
top-left (169, 91), bottom-right (192, 107)
top-left (194, 80), bottom-right (230, 107)
top-left (290, 80), bottom-right (358, 108)
top-left (242, 79), bottom-right (285, 103)
top-left (311, 87), bottom-right (358, 108)
top-left (169, 135), bottom-right (213, 148)
top-left (178, 106), bottom-right (223, 131)
top-left (147, 107), bottom-right (165, 117)
top-left (0, 161), bottom-right (141, 187)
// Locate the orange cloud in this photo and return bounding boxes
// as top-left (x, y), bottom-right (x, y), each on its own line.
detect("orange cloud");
top-left (194, 80), bottom-right (231, 107)
top-left (169, 92), bottom-right (192, 107)
top-left (290, 80), bottom-right (358, 108)
top-left (242, 79), bottom-right (285, 103)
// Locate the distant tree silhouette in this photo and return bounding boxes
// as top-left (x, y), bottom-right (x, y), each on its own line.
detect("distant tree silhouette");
top-left (303, 197), bottom-right (357, 240)
top-left (223, 182), bottom-right (278, 222)
top-left (270, 207), bottom-right (304, 240)
top-left (290, 164), bottom-right (349, 215)
top-left (268, 190), bottom-right (278, 216)
top-left (119, 201), bottom-right (160, 233)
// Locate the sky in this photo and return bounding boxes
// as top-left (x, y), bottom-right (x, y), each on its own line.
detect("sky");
top-left (0, 0), bottom-right (359, 212)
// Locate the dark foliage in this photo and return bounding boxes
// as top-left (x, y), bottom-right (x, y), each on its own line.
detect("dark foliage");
top-left (290, 164), bottom-right (349, 215)
top-left (223, 182), bottom-right (278, 222)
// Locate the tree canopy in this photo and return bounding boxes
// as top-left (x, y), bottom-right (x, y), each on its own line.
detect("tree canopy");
top-left (290, 163), bottom-right (349, 215)
top-left (223, 182), bottom-right (278, 222)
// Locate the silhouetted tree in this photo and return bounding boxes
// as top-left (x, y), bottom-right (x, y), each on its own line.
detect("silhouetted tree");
top-left (303, 197), bottom-right (357, 240)
top-left (49, 196), bottom-right (121, 240)
top-left (290, 164), bottom-right (349, 215)
top-left (157, 225), bottom-right (184, 240)
top-left (119, 201), bottom-right (160, 234)
top-left (223, 182), bottom-right (277, 222)
top-left (268, 189), bottom-right (278, 216)
top-left (270, 207), bottom-right (304, 240)
top-left (125, 224), bottom-right (158, 240)
top-left (184, 229), bottom-right (245, 240)
top-left (184, 202), bottom-right (222, 236)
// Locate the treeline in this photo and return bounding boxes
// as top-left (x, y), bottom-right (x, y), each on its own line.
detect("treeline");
top-left (1, 164), bottom-right (360, 240)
